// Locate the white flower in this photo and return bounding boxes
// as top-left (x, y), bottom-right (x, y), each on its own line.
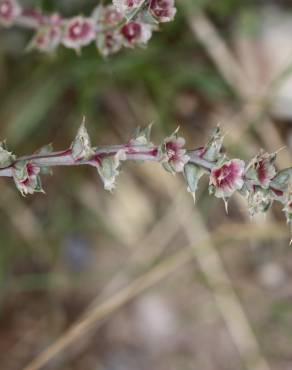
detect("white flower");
top-left (0, 0), bottom-right (21, 26)
top-left (150, 0), bottom-right (176, 23)
top-left (62, 16), bottom-right (96, 51)
top-left (163, 135), bottom-right (190, 173)
top-left (210, 159), bottom-right (245, 198)
top-left (113, 0), bottom-right (144, 15)
top-left (120, 21), bottom-right (152, 46)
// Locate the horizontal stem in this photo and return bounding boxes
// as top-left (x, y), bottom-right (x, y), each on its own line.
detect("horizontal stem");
top-left (0, 144), bottom-right (214, 178)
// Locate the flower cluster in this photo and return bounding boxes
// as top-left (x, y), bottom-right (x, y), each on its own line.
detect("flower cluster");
top-left (0, 123), bottom-right (291, 235)
top-left (0, 0), bottom-right (176, 55)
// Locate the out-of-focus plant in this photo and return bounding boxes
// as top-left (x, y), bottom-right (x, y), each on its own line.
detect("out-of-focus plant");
top-left (0, 0), bottom-right (176, 55)
top-left (0, 121), bottom-right (291, 233)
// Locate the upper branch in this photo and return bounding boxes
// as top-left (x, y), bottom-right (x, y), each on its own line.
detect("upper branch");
top-left (0, 0), bottom-right (176, 56)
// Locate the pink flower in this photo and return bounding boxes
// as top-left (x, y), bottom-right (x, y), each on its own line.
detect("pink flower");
top-left (150, 0), bottom-right (176, 22)
top-left (96, 5), bottom-right (123, 56)
top-left (62, 16), bottom-right (96, 51)
top-left (163, 136), bottom-right (190, 172)
top-left (97, 31), bottom-right (123, 56)
top-left (113, 0), bottom-right (144, 15)
top-left (13, 162), bottom-right (42, 196)
top-left (0, 0), bottom-right (21, 26)
top-left (252, 152), bottom-right (276, 188)
top-left (210, 159), bottom-right (245, 198)
top-left (120, 21), bottom-right (152, 46)
top-left (30, 19), bottom-right (62, 53)
top-left (99, 5), bottom-right (123, 25)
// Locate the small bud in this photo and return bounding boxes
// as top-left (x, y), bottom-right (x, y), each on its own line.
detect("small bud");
top-left (150, 0), bottom-right (176, 23)
top-left (247, 186), bottom-right (273, 217)
top-left (62, 16), bottom-right (96, 51)
top-left (201, 126), bottom-right (224, 162)
top-left (130, 123), bottom-right (153, 145)
top-left (209, 159), bottom-right (245, 199)
top-left (0, 0), bottom-right (21, 27)
top-left (246, 150), bottom-right (276, 188)
top-left (0, 141), bottom-right (15, 168)
top-left (71, 119), bottom-right (94, 161)
top-left (161, 129), bottom-right (190, 173)
top-left (13, 161), bottom-right (43, 196)
top-left (97, 30), bottom-right (123, 56)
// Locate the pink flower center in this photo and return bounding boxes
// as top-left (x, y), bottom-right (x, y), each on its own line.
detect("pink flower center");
top-left (69, 20), bottom-right (92, 40)
top-left (150, 0), bottom-right (172, 17)
top-left (165, 141), bottom-right (179, 161)
top-left (121, 22), bottom-right (141, 42)
top-left (212, 161), bottom-right (242, 189)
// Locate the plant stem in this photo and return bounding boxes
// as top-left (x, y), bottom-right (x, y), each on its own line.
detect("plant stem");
top-left (0, 143), bottom-right (214, 178)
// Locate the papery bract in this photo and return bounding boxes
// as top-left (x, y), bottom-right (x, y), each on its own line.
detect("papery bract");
top-left (71, 120), bottom-right (94, 161)
top-left (200, 126), bottom-right (224, 162)
top-left (97, 149), bottom-right (126, 191)
top-left (0, 142), bottom-right (15, 168)
top-left (210, 159), bottom-right (245, 198)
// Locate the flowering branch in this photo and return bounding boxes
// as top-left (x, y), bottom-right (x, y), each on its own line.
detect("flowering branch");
top-left (0, 120), bottom-right (291, 233)
top-left (0, 0), bottom-right (176, 55)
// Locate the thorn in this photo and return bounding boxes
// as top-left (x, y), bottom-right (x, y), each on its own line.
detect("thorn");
top-left (173, 125), bottom-right (180, 135)
top-left (191, 191), bottom-right (196, 205)
top-left (223, 198), bottom-right (228, 214)
top-left (275, 146), bottom-right (286, 155)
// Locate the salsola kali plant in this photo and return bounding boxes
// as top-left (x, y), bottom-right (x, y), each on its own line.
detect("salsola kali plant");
top-left (0, 0), bottom-right (176, 55)
top-left (0, 121), bottom-right (291, 233)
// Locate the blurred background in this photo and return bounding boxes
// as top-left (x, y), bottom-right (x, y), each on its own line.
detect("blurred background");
top-left (0, 0), bottom-right (292, 369)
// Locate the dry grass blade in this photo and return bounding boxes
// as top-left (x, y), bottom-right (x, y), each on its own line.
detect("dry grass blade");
top-left (186, 8), bottom-right (291, 167)
top-left (21, 219), bottom-right (287, 370)
top-left (22, 248), bottom-right (192, 370)
top-left (175, 191), bottom-right (271, 370)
